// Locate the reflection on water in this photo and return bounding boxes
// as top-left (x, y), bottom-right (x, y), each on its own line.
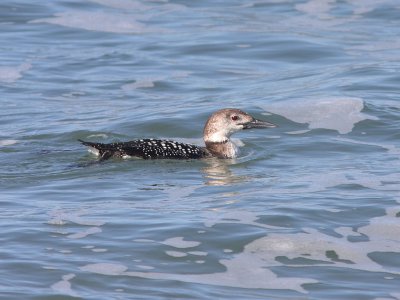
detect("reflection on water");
top-left (202, 158), bottom-right (249, 186)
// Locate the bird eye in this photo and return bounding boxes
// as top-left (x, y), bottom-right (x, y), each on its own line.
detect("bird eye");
top-left (231, 115), bottom-right (239, 121)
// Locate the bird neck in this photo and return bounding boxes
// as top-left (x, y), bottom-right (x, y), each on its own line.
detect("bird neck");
top-left (204, 139), bottom-right (238, 158)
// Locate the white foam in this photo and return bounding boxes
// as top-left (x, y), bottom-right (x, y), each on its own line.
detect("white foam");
top-left (188, 251), bottom-right (208, 256)
top-left (263, 97), bottom-right (377, 134)
top-left (122, 253), bottom-right (316, 293)
top-left (195, 260), bottom-right (205, 264)
top-left (31, 11), bottom-right (155, 34)
top-left (89, 0), bottom-right (151, 10)
top-left (346, 0), bottom-right (395, 15)
top-left (91, 248), bottom-right (108, 252)
top-left (161, 237), bottom-right (200, 248)
top-left (89, 0), bottom-right (185, 12)
top-left (358, 207), bottom-right (400, 243)
top-left (78, 213), bottom-right (316, 293)
top-left (295, 0), bottom-right (335, 17)
top-left (236, 44), bottom-right (251, 48)
top-left (235, 205), bottom-right (400, 276)
top-left (136, 265), bottom-right (154, 270)
top-left (51, 273), bottom-right (78, 297)
top-left (80, 263), bottom-right (128, 275)
top-left (0, 139), bottom-right (18, 146)
top-left (67, 227), bottom-right (102, 239)
top-left (245, 228), bottom-right (388, 273)
top-left (390, 293), bottom-right (400, 300)
top-left (79, 205), bottom-right (400, 292)
top-left (0, 62), bottom-right (31, 84)
top-left (269, 170), bottom-right (398, 194)
top-left (165, 250), bottom-right (187, 258)
top-left (59, 249), bottom-right (72, 254)
top-left (334, 226), bottom-right (362, 237)
top-left (48, 210), bottom-right (106, 226)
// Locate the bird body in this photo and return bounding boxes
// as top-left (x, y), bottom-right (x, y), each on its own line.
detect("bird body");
top-left (79, 138), bottom-right (209, 160)
top-left (79, 108), bottom-right (275, 160)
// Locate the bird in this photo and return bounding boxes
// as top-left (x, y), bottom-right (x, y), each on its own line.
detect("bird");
top-left (79, 108), bottom-right (276, 161)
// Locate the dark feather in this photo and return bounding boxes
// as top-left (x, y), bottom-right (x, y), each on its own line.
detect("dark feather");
top-left (79, 139), bottom-right (209, 160)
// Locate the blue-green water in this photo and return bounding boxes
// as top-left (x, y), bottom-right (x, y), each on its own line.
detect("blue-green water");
top-left (1, 1), bottom-right (400, 299)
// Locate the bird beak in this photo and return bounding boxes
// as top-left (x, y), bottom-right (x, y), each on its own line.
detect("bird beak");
top-left (243, 118), bottom-right (277, 129)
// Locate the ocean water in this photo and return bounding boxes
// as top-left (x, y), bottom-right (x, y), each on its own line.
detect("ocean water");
top-left (1, 0), bottom-right (400, 299)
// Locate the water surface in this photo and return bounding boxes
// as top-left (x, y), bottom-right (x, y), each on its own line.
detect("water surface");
top-left (1, 0), bottom-right (400, 299)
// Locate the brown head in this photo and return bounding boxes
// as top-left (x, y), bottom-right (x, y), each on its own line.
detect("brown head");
top-left (203, 108), bottom-right (276, 143)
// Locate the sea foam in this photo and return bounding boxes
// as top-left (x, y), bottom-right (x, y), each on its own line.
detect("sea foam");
top-left (263, 97), bottom-right (377, 134)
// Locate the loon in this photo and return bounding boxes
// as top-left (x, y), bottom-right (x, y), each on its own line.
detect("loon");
top-left (79, 108), bottom-right (276, 161)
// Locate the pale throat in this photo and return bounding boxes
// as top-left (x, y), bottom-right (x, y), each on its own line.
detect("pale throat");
top-left (205, 133), bottom-right (228, 143)
top-left (204, 128), bottom-right (238, 143)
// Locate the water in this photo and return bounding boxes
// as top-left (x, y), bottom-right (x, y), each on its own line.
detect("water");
top-left (1, 0), bottom-right (399, 299)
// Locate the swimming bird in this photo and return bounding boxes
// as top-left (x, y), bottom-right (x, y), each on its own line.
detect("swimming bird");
top-left (79, 108), bottom-right (276, 160)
